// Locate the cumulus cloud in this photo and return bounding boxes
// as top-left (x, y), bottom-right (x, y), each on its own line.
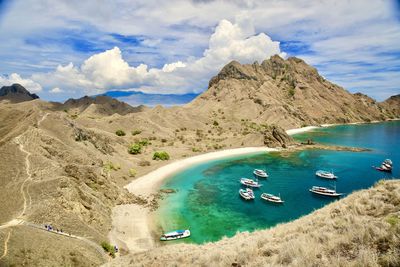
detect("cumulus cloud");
top-left (49, 87), bottom-right (63, 93)
top-left (0, 73), bottom-right (42, 92)
top-left (30, 18), bottom-right (283, 95)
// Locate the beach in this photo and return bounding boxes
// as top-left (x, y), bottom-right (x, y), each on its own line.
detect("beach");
top-left (109, 146), bottom-right (279, 253)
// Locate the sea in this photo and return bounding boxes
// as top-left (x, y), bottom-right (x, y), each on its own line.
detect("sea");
top-left (155, 121), bottom-right (399, 244)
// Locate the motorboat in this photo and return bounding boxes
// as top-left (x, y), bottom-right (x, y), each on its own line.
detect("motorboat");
top-left (240, 178), bottom-right (262, 188)
top-left (261, 193), bottom-right (284, 203)
top-left (373, 159), bottom-right (393, 172)
top-left (315, 170), bottom-right (338, 179)
top-left (309, 186), bottom-right (342, 197)
top-left (239, 188), bottom-right (255, 200)
top-left (160, 229), bottom-right (191, 241)
top-left (253, 169), bottom-right (268, 178)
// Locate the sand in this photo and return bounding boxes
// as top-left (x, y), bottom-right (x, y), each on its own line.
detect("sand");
top-left (109, 147), bottom-right (278, 254)
top-left (286, 126), bottom-right (319, 135)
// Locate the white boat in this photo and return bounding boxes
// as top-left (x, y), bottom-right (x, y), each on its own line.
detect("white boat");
top-left (309, 186), bottom-right (342, 197)
top-left (373, 159), bottom-right (393, 172)
top-left (261, 193), bottom-right (284, 203)
top-left (160, 229), bottom-right (191, 241)
top-left (315, 170), bottom-right (337, 179)
top-left (239, 188), bottom-right (255, 200)
top-left (240, 178), bottom-right (262, 188)
top-left (253, 169), bottom-right (268, 178)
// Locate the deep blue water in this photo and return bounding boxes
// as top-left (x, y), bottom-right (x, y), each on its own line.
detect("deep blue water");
top-left (156, 121), bottom-right (399, 244)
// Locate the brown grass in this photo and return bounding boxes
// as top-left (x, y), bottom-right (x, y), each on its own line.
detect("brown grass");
top-left (106, 180), bottom-right (400, 267)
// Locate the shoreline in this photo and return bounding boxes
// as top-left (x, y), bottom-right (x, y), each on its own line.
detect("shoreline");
top-left (109, 147), bottom-right (278, 254)
top-left (109, 119), bottom-right (399, 255)
top-left (286, 119), bottom-right (400, 136)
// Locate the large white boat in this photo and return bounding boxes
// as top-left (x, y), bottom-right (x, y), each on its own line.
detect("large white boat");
top-left (373, 159), bottom-right (393, 172)
top-left (253, 169), bottom-right (268, 178)
top-left (160, 229), bottom-right (191, 241)
top-left (240, 178), bottom-right (262, 188)
top-left (315, 170), bottom-right (338, 179)
top-left (309, 186), bottom-right (342, 197)
top-left (239, 188), bottom-right (255, 200)
top-left (261, 193), bottom-right (284, 203)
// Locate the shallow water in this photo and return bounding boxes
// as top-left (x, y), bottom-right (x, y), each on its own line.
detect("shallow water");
top-left (156, 121), bottom-right (399, 244)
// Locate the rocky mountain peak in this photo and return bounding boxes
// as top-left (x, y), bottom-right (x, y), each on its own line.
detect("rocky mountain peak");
top-left (0, 83), bottom-right (39, 102)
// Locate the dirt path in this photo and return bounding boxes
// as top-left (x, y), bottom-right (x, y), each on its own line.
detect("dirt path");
top-left (0, 113), bottom-right (109, 262)
top-left (0, 229), bottom-right (12, 261)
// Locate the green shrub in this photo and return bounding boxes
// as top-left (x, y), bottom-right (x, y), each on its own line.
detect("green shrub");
top-left (103, 161), bottom-right (121, 172)
top-left (128, 168), bottom-right (137, 177)
top-left (101, 241), bottom-right (115, 257)
top-left (161, 138), bottom-right (167, 143)
top-left (288, 88), bottom-right (295, 97)
top-left (138, 139), bottom-right (150, 146)
top-left (153, 151), bottom-right (170, 161)
top-left (213, 120), bottom-right (219, 126)
top-left (386, 215), bottom-right (399, 227)
top-left (131, 130), bottom-right (142, 136)
top-left (128, 143), bottom-right (142, 154)
top-left (115, 129), bottom-right (126, 136)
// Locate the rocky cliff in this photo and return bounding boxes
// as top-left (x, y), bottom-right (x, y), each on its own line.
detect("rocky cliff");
top-left (190, 55), bottom-right (398, 129)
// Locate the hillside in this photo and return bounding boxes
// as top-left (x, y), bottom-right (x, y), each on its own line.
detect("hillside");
top-left (106, 180), bottom-right (400, 267)
top-left (188, 56), bottom-right (398, 129)
top-left (382, 94), bottom-right (400, 116)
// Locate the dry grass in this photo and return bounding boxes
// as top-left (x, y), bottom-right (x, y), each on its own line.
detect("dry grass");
top-left (106, 180), bottom-right (400, 267)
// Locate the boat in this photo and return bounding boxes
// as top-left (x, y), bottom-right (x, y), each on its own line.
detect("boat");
top-left (160, 229), bottom-right (191, 241)
top-left (239, 188), bottom-right (255, 200)
top-left (240, 178), bottom-right (262, 188)
top-left (315, 170), bottom-right (338, 179)
top-left (253, 169), bottom-right (268, 178)
top-left (261, 193), bottom-right (284, 203)
top-left (373, 159), bottom-right (393, 172)
top-left (309, 186), bottom-right (342, 197)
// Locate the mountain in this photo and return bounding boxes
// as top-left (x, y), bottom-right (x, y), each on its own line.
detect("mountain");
top-left (188, 55), bottom-right (398, 129)
top-left (382, 94), bottom-right (400, 117)
top-left (0, 83), bottom-right (39, 102)
top-left (62, 95), bottom-right (143, 116)
top-left (101, 90), bottom-right (199, 106)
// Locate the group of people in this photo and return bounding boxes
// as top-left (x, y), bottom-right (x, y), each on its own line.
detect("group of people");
top-left (44, 224), bottom-right (71, 236)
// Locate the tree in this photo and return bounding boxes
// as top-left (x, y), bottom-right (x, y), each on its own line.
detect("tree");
top-left (153, 151), bottom-right (170, 160)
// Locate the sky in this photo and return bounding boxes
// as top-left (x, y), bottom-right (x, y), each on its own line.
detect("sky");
top-left (0, 0), bottom-right (399, 102)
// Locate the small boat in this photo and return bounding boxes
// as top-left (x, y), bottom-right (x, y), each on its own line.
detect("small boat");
top-left (315, 170), bottom-right (337, 179)
top-left (160, 229), bottom-right (191, 241)
top-left (239, 188), bottom-right (255, 200)
top-left (309, 186), bottom-right (342, 197)
top-left (261, 193), bottom-right (284, 203)
top-left (240, 178), bottom-right (262, 188)
top-left (373, 159), bottom-right (393, 172)
top-left (253, 169), bottom-right (268, 178)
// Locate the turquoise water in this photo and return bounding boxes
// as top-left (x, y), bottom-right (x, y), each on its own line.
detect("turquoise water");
top-left (156, 121), bottom-right (399, 244)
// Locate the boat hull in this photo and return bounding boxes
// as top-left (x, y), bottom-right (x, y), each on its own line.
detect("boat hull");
top-left (309, 189), bottom-right (342, 197)
top-left (160, 230), bottom-right (191, 241)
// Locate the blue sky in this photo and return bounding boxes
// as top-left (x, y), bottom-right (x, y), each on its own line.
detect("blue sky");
top-left (0, 0), bottom-right (399, 102)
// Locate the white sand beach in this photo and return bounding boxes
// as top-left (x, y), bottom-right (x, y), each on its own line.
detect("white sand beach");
top-left (286, 126), bottom-right (319, 135)
top-left (109, 147), bottom-right (278, 254)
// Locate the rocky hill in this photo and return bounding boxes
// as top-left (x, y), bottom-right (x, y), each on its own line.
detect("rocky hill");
top-left (62, 95), bottom-right (142, 116)
top-left (0, 83), bottom-right (39, 102)
top-left (189, 56), bottom-right (398, 129)
top-left (382, 94), bottom-right (400, 116)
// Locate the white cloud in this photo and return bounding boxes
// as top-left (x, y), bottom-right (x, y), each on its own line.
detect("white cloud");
top-left (162, 61), bottom-right (186, 73)
top-left (0, 73), bottom-right (42, 92)
top-left (30, 18), bottom-right (283, 95)
top-left (49, 87), bottom-right (63, 93)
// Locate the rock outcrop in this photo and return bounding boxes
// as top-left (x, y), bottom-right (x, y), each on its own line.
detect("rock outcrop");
top-left (0, 83), bottom-right (39, 102)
